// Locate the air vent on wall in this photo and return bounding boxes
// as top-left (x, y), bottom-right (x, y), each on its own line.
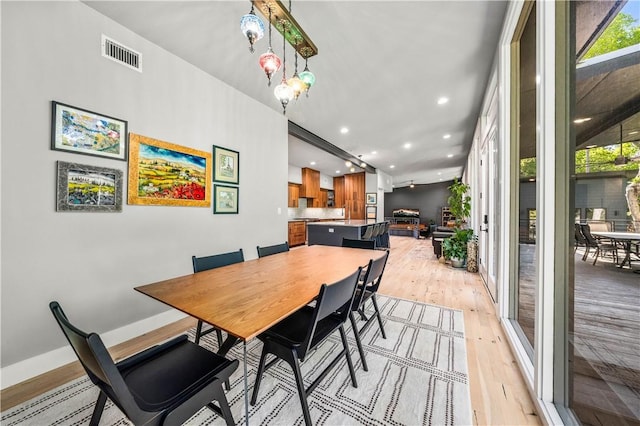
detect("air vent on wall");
top-left (101, 35), bottom-right (141, 72)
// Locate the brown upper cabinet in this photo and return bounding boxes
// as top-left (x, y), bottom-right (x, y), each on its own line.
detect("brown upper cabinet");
top-left (288, 183), bottom-right (300, 207)
top-left (300, 167), bottom-right (320, 199)
top-left (344, 172), bottom-right (366, 220)
top-left (333, 176), bottom-right (345, 208)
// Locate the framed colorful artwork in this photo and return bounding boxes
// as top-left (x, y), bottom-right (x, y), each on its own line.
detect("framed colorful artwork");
top-left (213, 145), bottom-right (239, 184)
top-left (51, 101), bottom-right (128, 160)
top-left (366, 193), bottom-right (377, 205)
top-left (128, 133), bottom-right (211, 207)
top-left (214, 184), bottom-right (239, 214)
top-left (56, 161), bottom-right (123, 212)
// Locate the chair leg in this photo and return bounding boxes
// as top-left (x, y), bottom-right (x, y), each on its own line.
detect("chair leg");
top-left (195, 320), bottom-right (204, 344)
top-left (339, 325), bottom-right (358, 388)
top-left (250, 345), bottom-right (269, 405)
top-left (371, 294), bottom-right (386, 339)
top-left (215, 328), bottom-right (223, 349)
top-left (349, 312), bottom-right (368, 371)
top-left (582, 246), bottom-right (589, 261)
top-left (89, 391), bottom-right (108, 426)
top-left (210, 386), bottom-right (235, 426)
top-left (289, 352), bottom-right (313, 426)
top-left (593, 247), bottom-right (600, 265)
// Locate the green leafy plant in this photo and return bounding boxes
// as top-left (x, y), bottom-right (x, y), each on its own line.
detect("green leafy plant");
top-left (442, 228), bottom-right (474, 261)
top-left (447, 178), bottom-right (471, 226)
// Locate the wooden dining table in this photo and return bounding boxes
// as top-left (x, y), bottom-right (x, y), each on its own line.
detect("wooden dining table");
top-left (135, 245), bottom-right (386, 424)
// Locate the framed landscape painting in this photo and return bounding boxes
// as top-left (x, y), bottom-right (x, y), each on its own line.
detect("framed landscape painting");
top-left (51, 101), bottom-right (128, 160)
top-left (214, 184), bottom-right (239, 214)
top-left (128, 133), bottom-right (211, 207)
top-left (213, 145), bottom-right (239, 184)
top-left (56, 161), bottom-right (123, 212)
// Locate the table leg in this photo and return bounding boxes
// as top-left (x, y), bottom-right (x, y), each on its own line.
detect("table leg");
top-left (243, 341), bottom-right (249, 426)
top-left (618, 241), bottom-right (631, 268)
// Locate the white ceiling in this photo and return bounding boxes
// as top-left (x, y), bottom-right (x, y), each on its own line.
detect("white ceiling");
top-left (84, 0), bottom-right (508, 187)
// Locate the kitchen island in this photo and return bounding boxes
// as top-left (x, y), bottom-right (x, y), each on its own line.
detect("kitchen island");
top-left (307, 220), bottom-right (383, 247)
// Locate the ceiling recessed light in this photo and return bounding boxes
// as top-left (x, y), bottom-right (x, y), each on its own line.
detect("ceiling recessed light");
top-left (404, 143), bottom-right (411, 149)
top-left (340, 127), bottom-right (349, 134)
top-left (345, 160), bottom-right (352, 167)
top-left (443, 134), bottom-right (451, 139)
top-left (310, 161), bottom-right (316, 165)
top-left (371, 151), bottom-right (377, 155)
top-left (350, 167), bottom-right (355, 172)
top-left (447, 154), bottom-right (454, 158)
top-left (437, 97), bottom-right (449, 105)
top-left (439, 178), bottom-right (443, 181)
top-left (336, 170), bottom-right (341, 174)
top-left (360, 162), bottom-right (367, 167)
top-left (437, 172), bottom-right (442, 175)
top-left (573, 117), bottom-right (592, 124)
top-left (389, 165), bottom-right (395, 169)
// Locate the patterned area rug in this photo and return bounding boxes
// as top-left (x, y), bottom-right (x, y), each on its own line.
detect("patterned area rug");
top-left (1, 295), bottom-right (470, 426)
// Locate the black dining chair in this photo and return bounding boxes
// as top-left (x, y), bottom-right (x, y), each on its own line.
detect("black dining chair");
top-left (574, 223), bottom-right (590, 260)
top-left (349, 250), bottom-right (390, 371)
top-left (257, 241), bottom-right (290, 258)
top-left (192, 248), bottom-right (244, 345)
top-left (580, 224), bottom-right (618, 265)
top-left (342, 237), bottom-right (376, 250)
top-left (250, 267), bottom-right (362, 426)
top-left (49, 301), bottom-right (238, 426)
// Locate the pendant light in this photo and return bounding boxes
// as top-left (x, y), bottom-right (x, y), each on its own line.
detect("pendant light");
top-left (258, 6), bottom-right (281, 86)
top-left (274, 32), bottom-right (294, 113)
top-left (287, 51), bottom-right (307, 100)
top-left (240, 4), bottom-right (264, 53)
top-left (298, 58), bottom-right (316, 97)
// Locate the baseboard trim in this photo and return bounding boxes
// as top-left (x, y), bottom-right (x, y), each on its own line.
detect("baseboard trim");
top-left (1, 310), bottom-right (187, 389)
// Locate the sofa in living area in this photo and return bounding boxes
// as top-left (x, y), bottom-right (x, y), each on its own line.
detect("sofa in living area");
top-left (432, 226), bottom-right (455, 258)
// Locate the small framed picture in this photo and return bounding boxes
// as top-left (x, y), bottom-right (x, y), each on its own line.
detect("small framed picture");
top-left (366, 193), bottom-right (377, 205)
top-left (51, 101), bottom-right (128, 161)
top-left (213, 145), bottom-right (239, 185)
top-left (214, 184), bottom-right (239, 214)
top-left (56, 161), bottom-right (123, 212)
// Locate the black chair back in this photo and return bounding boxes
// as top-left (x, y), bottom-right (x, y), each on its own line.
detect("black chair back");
top-left (356, 250), bottom-right (389, 302)
top-left (575, 223), bottom-right (588, 245)
top-left (300, 267), bottom-right (361, 360)
top-left (193, 248), bottom-right (244, 272)
top-left (580, 223), bottom-right (598, 246)
top-left (342, 238), bottom-right (375, 250)
top-left (257, 242), bottom-right (290, 258)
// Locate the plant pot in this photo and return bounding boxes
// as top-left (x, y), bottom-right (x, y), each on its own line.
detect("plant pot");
top-left (450, 257), bottom-right (465, 268)
top-left (467, 240), bottom-right (478, 273)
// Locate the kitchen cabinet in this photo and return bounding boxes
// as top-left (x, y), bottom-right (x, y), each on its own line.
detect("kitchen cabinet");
top-left (300, 167), bottom-right (320, 199)
top-left (344, 172), bottom-right (365, 220)
top-left (333, 176), bottom-right (345, 208)
top-left (288, 183), bottom-right (300, 207)
top-left (288, 221), bottom-right (306, 247)
top-left (319, 189), bottom-right (328, 207)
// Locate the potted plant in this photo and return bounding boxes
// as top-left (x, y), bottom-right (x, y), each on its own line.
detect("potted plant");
top-left (442, 228), bottom-right (473, 268)
top-left (442, 178), bottom-right (478, 270)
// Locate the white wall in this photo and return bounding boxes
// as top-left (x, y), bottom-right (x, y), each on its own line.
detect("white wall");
top-left (0, 1), bottom-right (288, 381)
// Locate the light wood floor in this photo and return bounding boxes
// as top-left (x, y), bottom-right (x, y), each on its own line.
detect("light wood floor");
top-left (0, 236), bottom-right (540, 425)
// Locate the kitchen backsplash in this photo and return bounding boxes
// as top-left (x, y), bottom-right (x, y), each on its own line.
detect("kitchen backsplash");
top-left (288, 206), bottom-right (345, 220)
